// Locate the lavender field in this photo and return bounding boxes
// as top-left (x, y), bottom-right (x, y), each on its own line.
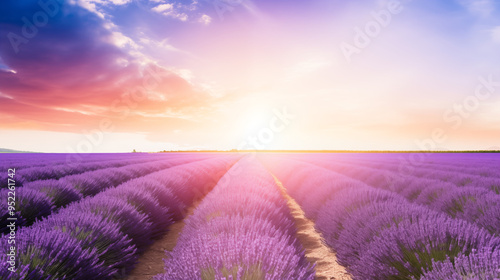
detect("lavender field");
top-left (1, 152), bottom-right (499, 280)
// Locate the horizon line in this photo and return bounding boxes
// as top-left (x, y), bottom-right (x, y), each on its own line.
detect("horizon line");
top-left (3, 150), bottom-right (499, 154)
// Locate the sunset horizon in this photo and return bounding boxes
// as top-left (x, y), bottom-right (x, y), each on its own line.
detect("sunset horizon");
top-left (1, 0), bottom-right (499, 152)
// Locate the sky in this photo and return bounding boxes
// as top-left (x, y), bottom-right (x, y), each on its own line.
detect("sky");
top-left (0, 0), bottom-right (499, 152)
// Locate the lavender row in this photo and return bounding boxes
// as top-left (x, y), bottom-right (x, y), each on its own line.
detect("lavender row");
top-left (0, 155), bottom-right (205, 234)
top-left (0, 156), bottom-right (238, 279)
top-left (294, 153), bottom-right (500, 184)
top-left (0, 153), bottom-right (196, 189)
top-left (324, 153), bottom-right (500, 181)
top-left (155, 157), bottom-right (315, 280)
top-left (371, 172), bottom-right (500, 236)
top-left (316, 153), bottom-right (500, 178)
top-left (399, 153), bottom-right (500, 176)
top-left (0, 153), bottom-right (157, 171)
top-left (293, 155), bottom-right (500, 235)
top-left (297, 153), bottom-right (500, 194)
top-left (363, 153), bottom-right (500, 184)
top-left (261, 156), bottom-right (500, 279)
top-left (298, 154), bottom-right (500, 196)
top-left (287, 154), bottom-right (500, 236)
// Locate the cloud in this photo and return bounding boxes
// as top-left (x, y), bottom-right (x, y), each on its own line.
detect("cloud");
top-left (152, 3), bottom-right (173, 13)
top-left (491, 26), bottom-right (500, 43)
top-left (148, 1), bottom-right (209, 23)
top-left (108, 0), bottom-right (132, 5)
top-left (73, 0), bottom-right (133, 9)
top-left (199, 14), bottom-right (212, 25)
top-left (0, 0), bottom-right (216, 134)
top-left (152, 3), bottom-right (188, 21)
top-left (458, 0), bottom-right (495, 18)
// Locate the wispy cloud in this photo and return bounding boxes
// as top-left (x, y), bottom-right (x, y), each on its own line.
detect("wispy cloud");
top-left (0, 0), bottom-right (216, 135)
top-left (151, 1), bottom-right (205, 22)
top-left (199, 14), bottom-right (212, 25)
top-left (152, 3), bottom-right (173, 13)
top-left (152, 4), bottom-right (188, 21)
top-left (108, 0), bottom-right (132, 5)
top-left (458, 0), bottom-right (495, 18)
top-left (491, 26), bottom-right (500, 43)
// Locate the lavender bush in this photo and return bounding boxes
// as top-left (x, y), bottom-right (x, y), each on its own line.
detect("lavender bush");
top-left (420, 247), bottom-right (500, 279)
top-left (155, 158), bottom-right (315, 280)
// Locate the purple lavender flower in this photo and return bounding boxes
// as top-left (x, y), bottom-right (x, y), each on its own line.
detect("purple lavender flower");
top-left (315, 187), bottom-right (400, 242)
top-left (69, 196), bottom-right (154, 251)
top-left (23, 179), bottom-right (82, 208)
top-left (0, 188), bottom-right (53, 233)
top-left (335, 200), bottom-right (432, 266)
top-left (159, 229), bottom-right (314, 280)
top-left (135, 178), bottom-right (185, 220)
top-left (0, 226), bottom-right (113, 279)
top-left (96, 186), bottom-right (173, 239)
top-left (352, 213), bottom-right (500, 279)
top-left (35, 210), bottom-right (137, 273)
top-left (155, 158), bottom-right (315, 280)
top-left (432, 186), bottom-right (500, 235)
top-left (420, 247), bottom-right (500, 280)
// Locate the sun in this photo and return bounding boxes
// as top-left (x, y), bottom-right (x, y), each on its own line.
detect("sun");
top-left (242, 109), bottom-right (272, 136)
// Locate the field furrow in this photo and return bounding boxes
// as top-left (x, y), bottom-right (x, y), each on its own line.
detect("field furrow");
top-left (260, 154), bottom-right (500, 280)
top-left (273, 176), bottom-right (352, 280)
top-left (154, 156), bottom-right (315, 279)
top-left (2, 152), bottom-right (499, 280)
top-left (0, 155), bottom-right (208, 233)
top-left (0, 155), bottom-right (239, 279)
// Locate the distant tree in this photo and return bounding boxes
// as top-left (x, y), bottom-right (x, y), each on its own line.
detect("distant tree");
top-left (132, 149), bottom-right (137, 153)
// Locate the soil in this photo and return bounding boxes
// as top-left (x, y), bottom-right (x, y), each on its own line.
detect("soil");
top-left (124, 179), bottom-right (352, 280)
top-left (274, 177), bottom-right (353, 280)
top-left (124, 202), bottom-right (199, 280)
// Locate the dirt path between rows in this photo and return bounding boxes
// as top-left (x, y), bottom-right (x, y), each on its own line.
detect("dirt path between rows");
top-left (124, 201), bottom-right (200, 280)
top-left (274, 177), bottom-right (352, 280)
top-left (124, 178), bottom-right (351, 280)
